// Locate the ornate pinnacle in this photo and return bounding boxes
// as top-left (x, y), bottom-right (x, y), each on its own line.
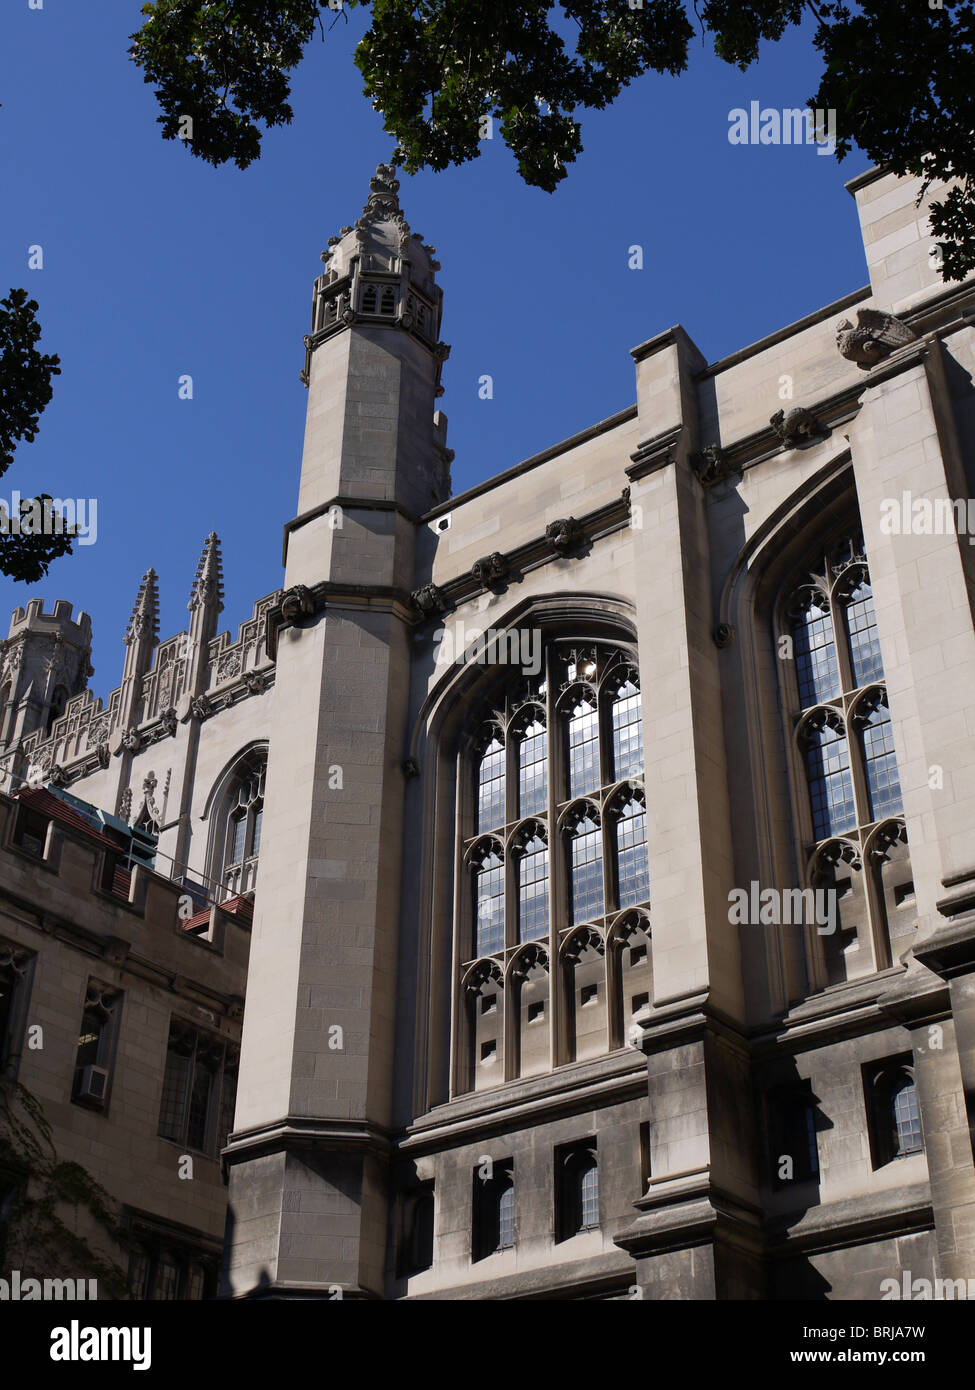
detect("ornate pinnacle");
top-left (188, 531), bottom-right (225, 613)
top-left (125, 569), bottom-right (159, 647)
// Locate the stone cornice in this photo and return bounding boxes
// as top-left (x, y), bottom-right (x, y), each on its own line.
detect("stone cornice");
top-left (222, 1115), bottom-right (394, 1169)
top-left (409, 491), bottom-right (634, 626)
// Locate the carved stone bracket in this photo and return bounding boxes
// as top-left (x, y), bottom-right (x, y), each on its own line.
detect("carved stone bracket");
top-left (471, 552), bottom-right (509, 588)
top-left (191, 695), bottom-right (212, 722)
top-left (280, 585), bottom-right (315, 627)
top-left (545, 517), bottom-right (583, 556)
top-left (411, 583), bottom-right (449, 619)
top-left (692, 444), bottom-right (741, 489)
top-left (769, 406), bottom-right (823, 449)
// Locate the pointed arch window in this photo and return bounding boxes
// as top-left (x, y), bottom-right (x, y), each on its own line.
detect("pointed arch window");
top-left (779, 530), bottom-right (911, 987)
top-left (207, 748), bottom-right (267, 901)
top-left (455, 640), bottom-right (647, 1095)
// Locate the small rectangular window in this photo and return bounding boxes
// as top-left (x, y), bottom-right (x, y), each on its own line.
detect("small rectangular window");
top-left (72, 983), bottom-right (122, 1110)
top-left (158, 1021), bottom-right (238, 1157)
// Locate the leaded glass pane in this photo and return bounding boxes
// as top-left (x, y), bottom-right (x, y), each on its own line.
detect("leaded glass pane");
top-left (804, 721), bottom-right (857, 839)
top-left (567, 702), bottom-right (600, 798)
top-left (497, 1183), bottom-right (515, 1249)
top-left (862, 703), bottom-right (902, 821)
top-left (616, 800), bottom-right (650, 908)
top-left (477, 737), bottom-right (505, 833)
top-left (893, 1079), bottom-right (922, 1155)
top-left (846, 580), bottom-right (884, 688)
top-left (611, 680), bottom-right (643, 779)
top-left (793, 600), bottom-right (841, 707)
top-left (580, 1160), bottom-right (599, 1229)
top-left (570, 827), bottom-right (603, 923)
top-left (518, 837), bottom-right (549, 941)
top-left (475, 852), bottom-right (505, 955)
top-left (518, 720), bottom-right (547, 817)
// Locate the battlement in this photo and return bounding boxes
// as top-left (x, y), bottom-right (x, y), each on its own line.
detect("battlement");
top-left (8, 597), bottom-right (92, 642)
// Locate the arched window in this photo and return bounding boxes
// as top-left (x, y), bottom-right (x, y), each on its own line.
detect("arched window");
top-left (780, 533), bottom-right (909, 985)
top-left (206, 748), bottom-right (267, 902)
top-left (867, 1059), bottom-right (923, 1166)
top-left (556, 1143), bottom-right (599, 1241)
top-left (454, 639), bottom-right (647, 1094)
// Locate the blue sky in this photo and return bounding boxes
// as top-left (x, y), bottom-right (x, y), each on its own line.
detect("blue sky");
top-left (0, 2), bottom-right (870, 692)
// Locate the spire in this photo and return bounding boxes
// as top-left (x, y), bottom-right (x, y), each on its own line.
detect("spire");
top-left (125, 569), bottom-right (159, 648)
top-left (188, 531), bottom-right (224, 614)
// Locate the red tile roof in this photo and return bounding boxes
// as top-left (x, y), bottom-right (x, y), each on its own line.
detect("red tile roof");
top-left (181, 893), bottom-right (254, 934)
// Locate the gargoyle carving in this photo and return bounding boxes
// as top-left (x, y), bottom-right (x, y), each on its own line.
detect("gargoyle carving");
top-left (836, 309), bottom-right (917, 369)
top-left (770, 406), bottom-right (821, 449)
top-left (411, 583), bottom-right (449, 618)
top-left (280, 585), bottom-right (314, 626)
top-left (545, 518), bottom-right (583, 556)
top-left (471, 552), bottom-right (509, 587)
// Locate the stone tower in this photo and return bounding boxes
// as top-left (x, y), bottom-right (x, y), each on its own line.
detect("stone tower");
top-left (223, 164), bottom-right (451, 1297)
top-left (0, 598), bottom-right (92, 773)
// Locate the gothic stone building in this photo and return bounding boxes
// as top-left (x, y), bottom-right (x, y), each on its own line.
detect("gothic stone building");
top-left (2, 163), bottom-right (975, 1300)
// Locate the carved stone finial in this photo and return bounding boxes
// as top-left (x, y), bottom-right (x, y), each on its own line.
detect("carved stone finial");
top-left (835, 308), bottom-right (917, 369)
top-left (188, 532), bottom-right (225, 613)
top-left (545, 517), bottom-right (583, 556)
top-left (125, 569), bottom-right (160, 647)
top-left (411, 583), bottom-right (449, 618)
top-left (471, 552), bottom-right (509, 588)
top-left (118, 788), bottom-right (132, 822)
top-left (769, 406), bottom-right (822, 449)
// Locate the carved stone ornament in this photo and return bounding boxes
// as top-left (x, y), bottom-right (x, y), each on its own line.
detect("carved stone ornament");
top-left (245, 672), bottom-right (265, 695)
top-left (713, 623), bottom-right (736, 649)
top-left (769, 406), bottom-right (821, 449)
top-left (49, 764), bottom-right (68, 788)
top-left (160, 707), bottom-right (178, 738)
top-left (693, 443), bottom-right (740, 489)
top-left (545, 517), bottom-right (583, 556)
top-left (835, 308), bottom-right (917, 369)
top-left (122, 729), bottom-right (141, 754)
top-left (118, 788), bottom-right (132, 822)
top-left (280, 585), bottom-right (314, 626)
top-left (96, 742), bottom-right (110, 770)
top-left (410, 583), bottom-right (449, 618)
top-left (402, 757), bottom-right (420, 779)
top-left (191, 695), bottom-right (212, 722)
top-left (471, 552), bottom-right (509, 588)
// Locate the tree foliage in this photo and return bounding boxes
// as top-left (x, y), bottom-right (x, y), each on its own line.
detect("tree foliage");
top-left (0, 1078), bottom-right (130, 1297)
top-left (130, 0), bottom-right (975, 279)
top-left (0, 289), bottom-right (74, 583)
